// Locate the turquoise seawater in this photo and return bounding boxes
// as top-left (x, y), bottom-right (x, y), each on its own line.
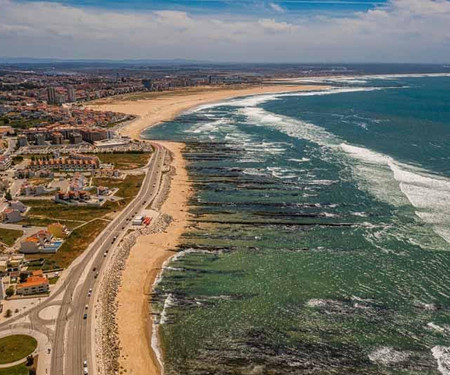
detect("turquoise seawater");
top-left (143, 75), bottom-right (450, 374)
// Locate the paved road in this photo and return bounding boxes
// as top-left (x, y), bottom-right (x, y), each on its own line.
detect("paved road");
top-left (54, 144), bottom-right (166, 375)
top-left (0, 143), bottom-right (167, 375)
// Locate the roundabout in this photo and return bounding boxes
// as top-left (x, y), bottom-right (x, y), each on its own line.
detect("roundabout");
top-left (0, 335), bottom-right (37, 366)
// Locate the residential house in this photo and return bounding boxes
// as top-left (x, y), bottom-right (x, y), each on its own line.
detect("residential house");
top-left (0, 155), bottom-right (11, 171)
top-left (20, 183), bottom-right (45, 196)
top-left (16, 272), bottom-right (49, 296)
top-left (55, 190), bottom-right (91, 204)
top-left (20, 230), bottom-right (56, 254)
top-left (1, 208), bottom-right (22, 223)
top-left (9, 201), bottom-right (27, 213)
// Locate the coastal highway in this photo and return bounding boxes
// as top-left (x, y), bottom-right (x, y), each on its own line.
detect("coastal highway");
top-left (0, 143), bottom-right (167, 375)
top-left (53, 143), bottom-right (167, 375)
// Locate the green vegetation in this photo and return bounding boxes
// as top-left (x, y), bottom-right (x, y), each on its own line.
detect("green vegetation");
top-left (97, 151), bottom-right (152, 170)
top-left (25, 257), bottom-right (60, 272)
top-left (0, 116), bottom-right (43, 130)
top-left (5, 287), bottom-right (14, 298)
top-left (21, 200), bottom-right (112, 224)
top-left (21, 174), bottom-right (144, 268)
top-left (21, 153), bottom-right (52, 160)
top-left (0, 117), bottom-right (10, 126)
top-left (48, 276), bottom-right (59, 285)
top-left (0, 335), bottom-right (37, 365)
top-left (4, 190), bottom-right (12, 201)
top-left (0, 363), bottom-right (29, 375)
top-left (52, 219), bottom-right (108, 268)
top-left (0, 228), bottom-right (23, 247)
top-left (94, 174), bottom-right (144, 206)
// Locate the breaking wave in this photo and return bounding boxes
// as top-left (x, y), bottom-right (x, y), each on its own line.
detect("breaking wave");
top-left (235, 99), bottom-right (450, 248)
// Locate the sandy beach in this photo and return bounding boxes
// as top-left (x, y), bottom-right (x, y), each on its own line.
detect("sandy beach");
top-left (89, 84), bottom-right (327, 375)
top-left (114, 141), bottom-right (190, 375)
top-left (87, 84), bottom-right (327, 139)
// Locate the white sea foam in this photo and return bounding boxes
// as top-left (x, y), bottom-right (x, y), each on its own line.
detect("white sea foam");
top-left (279, 86), bottom-right (383, 98)
top-left (427, 322), bottom-right (446, 333)
top-left (340, 143), bottom-right (450, 245)
top-left (241, 106), bottom-right (340, 148)
top-left (351, 212), bottom-right (368, 217)
top-left (185, 118), bottom-right (230, 134)
top-left (368, 347), bottom-right (410, 365)
top-left (159, 294), bottom-right (176, 325)
top-left (242, 168), bottom-right (267, 177)
top-left (288, 158), bottom-right (310, 163)
top-left (432, 346), bottom-right (450, 375)
top-left (290, 73), bottom-right (450, 85)
top-left (306, 298), bottom-right (329, 307)
top-left (238, 99), bottom-right (450, 247)
top-left (186, 86), bottom-right (385, 115)
top-left (185, 82), bottom-right (450, 250)
top-left (150, 246), bottom-right (223, 373)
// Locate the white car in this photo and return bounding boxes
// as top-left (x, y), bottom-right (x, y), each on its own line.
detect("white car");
top-left (83, 360), bottom-right (88, 367)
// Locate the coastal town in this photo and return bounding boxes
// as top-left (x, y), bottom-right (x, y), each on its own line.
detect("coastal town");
top-left (2, 58), bottom-right (450, 375)
top-left (0, 66), bottom-right (166, 317)
top-left (1, 0), bottom-right (449, 374)
top-left (0, 60), bottom-right (389, 375)
top-left (0, 61), bottom-right (295, 375)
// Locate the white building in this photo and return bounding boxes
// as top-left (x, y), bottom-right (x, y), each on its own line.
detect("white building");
top-left (0, 155), bottom-right (11, 171)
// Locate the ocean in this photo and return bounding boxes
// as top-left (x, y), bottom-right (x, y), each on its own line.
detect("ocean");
top-left (142, 74), bottom-right (450, 374)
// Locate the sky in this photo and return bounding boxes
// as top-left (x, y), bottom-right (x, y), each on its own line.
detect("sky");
top-left (0, 0), bottom-right (449, 63)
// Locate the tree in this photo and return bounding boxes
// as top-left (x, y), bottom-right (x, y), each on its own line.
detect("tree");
top-left (26, 355), bottom-right (34, 367)
top-left (5, 189), bottom-right (12, 201)
top-left (5, 287), bottom-right (14, 298)
top-left (4, 309), bottom-right (12, 318)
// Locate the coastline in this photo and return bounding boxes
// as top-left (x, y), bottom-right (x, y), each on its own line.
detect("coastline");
top-left (88, 84), bottom-right (327, 375)
top-left (115, 141), bottom-right (190, 375)
top-left (87, 84), bottom-right (328, 139)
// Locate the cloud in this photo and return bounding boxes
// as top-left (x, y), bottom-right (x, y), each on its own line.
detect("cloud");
top-left (269, 2), bottom-right (285, 13)
top-left (0, 0), bottom-right (449, 62)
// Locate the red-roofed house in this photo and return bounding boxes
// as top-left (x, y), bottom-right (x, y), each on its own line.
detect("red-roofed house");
top-left (16, 274), bottom-right (49, 296)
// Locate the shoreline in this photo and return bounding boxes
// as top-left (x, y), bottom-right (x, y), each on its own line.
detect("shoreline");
top-left (87, 84), bottom-right (328, 140)
top-left (88, 84), bottom-right (327, 375)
